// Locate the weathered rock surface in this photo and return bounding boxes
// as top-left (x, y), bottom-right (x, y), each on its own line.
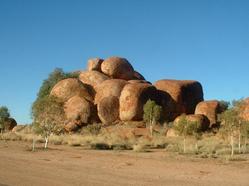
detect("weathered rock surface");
top-left (174, 114), bottom-right (210, 132)
top-left (132, 71), bottom-right (145, 80)
top-left (79, 71), bottom-right (110, 93)
top-left (94, 79), bottom-right (128, 104)
top-left (154, 79), bottom-right (204, 118)
top-left (87, 58), bottom-right (104, 72)
top-left (64, 95), bottom-right (92, 125)
top-left (97, 96), bottom-right (120, 124)
top-left (50, 78), bottom-right (93, 102)
top-left (195, 100), bottom-right (221, 127)
top-left (128, 80), bottom-right (151, 84)
top-left (119, 83), bottom-right (159, 121)
top-left (101, 57), bottom-right (134, 80)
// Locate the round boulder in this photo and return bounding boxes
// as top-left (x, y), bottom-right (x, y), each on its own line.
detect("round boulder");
top-left (87, 58), bottom-right (104, 72)
top-left (195, 100), bottom-right (221, 127)
top-left (50, 78), bottom-right (93, 102)
top-left (94, 79), bottom-right (128, 104)
top-left (154, 79), bottom-right (204, 118)
top-left (97, 96), bottom-right (120, 124)
top-left (174, 114), bottom-right (210, 132)
top-left (79, 71), bottom-right (110, 93)
top-left (101, 57), bottom-right (134, 80)
top-left (64, 96), bottom-right (93, 125)
top-left (119, 83), bottom-right (159, 121)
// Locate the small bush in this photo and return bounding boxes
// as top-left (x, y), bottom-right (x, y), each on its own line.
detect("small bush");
top-left (81, 124), bottom-right (102, 135)
top-left (91, 143), bottom-right (111, 150)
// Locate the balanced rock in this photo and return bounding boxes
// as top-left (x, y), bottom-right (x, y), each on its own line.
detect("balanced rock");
top-left (195, 100), bottom-right (221, 127)
top-left (95, 79), bottom-right (128, 104)
top-left (154, 79), bottom-right (203, 118)
top-left (97, 96), bottom-right (120, 124)
top-left (50, 78), bottom-right (93, 102)
top-left (87, 58), bottom-right (104, 72)
top-left (64, 95), bottom-right (93, 125)
top-left (119, 83), bottom-right (159, 121)
top-left (101, 57), bottom-right (134, 80)
top-left (174, 114), bottom-right (210, 132)
top-left (79, 71), bottom-right (109, 93)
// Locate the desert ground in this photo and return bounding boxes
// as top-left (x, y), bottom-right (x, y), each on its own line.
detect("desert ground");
top-left (0, 141), bottom-right (249, 186)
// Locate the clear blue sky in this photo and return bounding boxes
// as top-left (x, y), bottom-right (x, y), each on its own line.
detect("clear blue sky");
top-left (0, 0), bottom-right (249, 124)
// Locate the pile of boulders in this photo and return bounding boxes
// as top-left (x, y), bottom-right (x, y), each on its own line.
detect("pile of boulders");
top-left (48, 56), bottom-right (238, 133)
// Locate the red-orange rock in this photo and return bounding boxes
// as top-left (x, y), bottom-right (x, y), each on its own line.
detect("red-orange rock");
top-left (50, 78), bottom-right (93, 102)
top-left (154, 79), bottom-right (203, 118)
top-left (64, 95), bottom-right (93, 125)
top-left (94, 79), bottom-right (128, 104)
top-left (79, 71), bottom-right (110, 92)
top-left (97, 96), bottom-right (120, 124)
top-left (87, 58), bottom-right (104, 72)
top-left (195, 100), bottom-right (221, 127)
top-left (119, 83), bottom-right (159, 121)
top-left (101, 57), bottom-right (134, 80)
top-left (174, 114), bottom-right (210, 132)
top-left (128, 80), bottom-right (151, 84)
top-left (132, 71), bottom-right (145, 80)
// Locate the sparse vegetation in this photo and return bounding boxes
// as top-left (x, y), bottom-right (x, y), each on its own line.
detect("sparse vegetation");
top-left (143, 99), bottom-right (162, 137)
top-left (0, 106), bottom-right (10, 133)
top-left (32, 96), bottom-right (65, 149)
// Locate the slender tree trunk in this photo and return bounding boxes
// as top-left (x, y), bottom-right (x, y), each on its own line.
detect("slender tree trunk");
top-left (244, 138), bottom-right (247, 153)
top-left (32, 138), bottom-right (36, 152)
top-left (238, 130), bottom-right (241, 154)
top-left (231, 134), bottom-right (234, 157)
top-left (44, 136), bottom-right (49, 149)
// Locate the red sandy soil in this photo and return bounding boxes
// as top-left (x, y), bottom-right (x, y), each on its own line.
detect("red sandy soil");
top-left (0, 141), bottom-right (249, 186)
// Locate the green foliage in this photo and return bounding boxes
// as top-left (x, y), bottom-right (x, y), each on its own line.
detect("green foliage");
top-left (32, 96), bottom-right (65, 138)
top-left (0, 106), bottom-right (11, 131)
top-left (219, 100), bottom-right (230, 112)
top-left (37, 68), bottom-right (78, 99)
top-left (219, 108), bottom-right (239, 135)
top-left (174, 115), bottom-right (201, 138)
top-left (32, 68), bottom-right (78, 120)
top-left (143, 99), bottom-right (162, 125)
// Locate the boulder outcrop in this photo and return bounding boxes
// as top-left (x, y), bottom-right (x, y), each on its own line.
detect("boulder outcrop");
top-left (50, 78), bottom-right (93, 102)
top-left (101, 57), bottom-right (134, 80)
top-left (174, 114), bottom-right (210, 132)
top-left (94, 79), bottom-right (128, 104)
top-left (119, 83), bottom-right (159, 121)
top-left (64, 95), bottom-right (93, 126)
top-left (97, 96), bottom-right (120, 124)
top-left (79, 71), bottom-right (110, 93)
top-left (195, 100), bottom-right (221, 127)
top-left (154, 79), bottom-right (204, 119)
top-left (87, 58), bottom-right (103, 72)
